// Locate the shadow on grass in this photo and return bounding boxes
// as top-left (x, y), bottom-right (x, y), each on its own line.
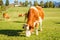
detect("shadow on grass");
top-left (0, 19), bottom-right (3, 21)
top-left (13, 21), bottom-right (26, 23)
top-left (52, 21), bottom-right (60, 24)
top-left (55, 22), bottom-right (60, 24)
top-left (0, 29), bottom-right (25, 37)
top-left (54, 21), bottom-right (60, 24)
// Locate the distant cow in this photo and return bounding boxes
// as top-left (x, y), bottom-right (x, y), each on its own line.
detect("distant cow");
top-left (23, 6), bottom-right (44, 37)
top-left (18, 13), bottom-right (28, 22)
top-left (3, 13), bottom-right (10, 19)
top-left (18, 13), bottom-right (27, 17)
top-left (18, 14), bottom-right (24, 17)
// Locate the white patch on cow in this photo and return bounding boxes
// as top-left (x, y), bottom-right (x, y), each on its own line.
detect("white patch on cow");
top-left (34, 21), bottom-right (39, 35)
top-left (34, 21), bottom-right (38, 27)
top-left (26, 26), bottom-right (29, 30)
top-left (26, 30), bottom-right (31, 37)
top-left (30, 6), bottom-right (38, 12)
top-left (36, 29), bottom-right (38, 35)
top-left (23, 24), bottom-right (28, 30)
top-left (39, 17), bottom-right (42, 31)
top-left (25, 24), bottom-right (31, 37)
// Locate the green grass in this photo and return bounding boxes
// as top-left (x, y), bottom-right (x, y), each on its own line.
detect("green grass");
top-left (0, 7), bottom-right (60, 40)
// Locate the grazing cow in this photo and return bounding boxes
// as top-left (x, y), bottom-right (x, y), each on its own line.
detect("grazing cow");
top-left (18, 14), bottom-right (24, 17)
top-left (3, 13), bottom-right (10, 19)
top-left (18, 13), bottom-right (28, 22)
top-left (23, 6), bottom-right (44, 37)
top-left (18, 13), bottom-right (27, 17)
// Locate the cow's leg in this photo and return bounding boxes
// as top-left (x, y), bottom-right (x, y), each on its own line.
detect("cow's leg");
top-left (26, 26), bottom-right (31, 37)
top-left (35, 23), bottom-right (39, 35)
top-left (30, 27), bottom-right (34, 34)
top-left (39, 17), bottom-right (42, 31)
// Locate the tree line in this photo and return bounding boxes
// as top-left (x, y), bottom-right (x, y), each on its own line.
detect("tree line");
top-left (0, 0), bottom-right (60, 12)
top-left (17, 0), bottom-right (60, 8)
top-left (0, 0), bottom-right (60, 7)
top-left (0, 0), bottom-right (9, 12)
top-left (21, 1), bottom-right (60, 8)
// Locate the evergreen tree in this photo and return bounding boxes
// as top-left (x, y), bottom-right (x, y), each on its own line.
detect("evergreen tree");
top-left (20, 1), bottom-right (23, 6)
top-left (59, 4), bottom-right (60, 8)
top-left (24, 1), bottom-right (28, 6)
top-left (40, 1), bottom-right (44, 7)
top-left (22, 2), bottom-right (25, 6)
top-left (53, 3), bottom-right (55, 8)
top-left (0, 0), bottom-right (3, 6)
top-left (34, 1), bottom-right (38, 6)
top-left (49, 1), bottom-right (53, 8)
top-left (29, 1), bottom-right (32, 6)
top-left (5, 0), bottom-right (9, 6)
top-left (44, 1), bottom-right (49, 8)
top-left (0, 0), bottom-right (6, 13)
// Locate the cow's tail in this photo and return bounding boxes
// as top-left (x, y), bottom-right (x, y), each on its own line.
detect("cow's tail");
top-left (24, 13), bottom-right (28, 21)
top-left (24, 10), bottom-right (30, 21)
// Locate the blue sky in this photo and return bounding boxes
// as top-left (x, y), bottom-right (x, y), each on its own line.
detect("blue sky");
top-left (3, 0), bottom-right (60, 4)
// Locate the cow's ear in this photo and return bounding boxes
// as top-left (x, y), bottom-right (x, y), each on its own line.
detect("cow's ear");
top-left (25, 24), bottom-right (29, 27)
top-left (23, 24), bottom-right (27, 27)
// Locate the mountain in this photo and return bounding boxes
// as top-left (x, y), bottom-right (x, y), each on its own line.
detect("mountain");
top-left (53, 1), bottom-right (60, 7)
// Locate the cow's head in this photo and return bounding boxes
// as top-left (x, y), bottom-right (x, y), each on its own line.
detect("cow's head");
top-left (23, 24), bottom-right (31, 37)
top-left (23, 24), bottom-right (29, 31)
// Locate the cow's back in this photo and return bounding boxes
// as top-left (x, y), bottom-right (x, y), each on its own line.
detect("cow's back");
top-left (36, 6), bottom-right (44, 19)
top-left (27, 6), bottom-right (39, 27)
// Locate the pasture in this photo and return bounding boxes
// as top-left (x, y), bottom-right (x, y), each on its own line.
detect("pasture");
top-left (0, 7), bottom-right (60, 40)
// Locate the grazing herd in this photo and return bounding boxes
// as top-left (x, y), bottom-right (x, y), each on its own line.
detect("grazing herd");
top-left (3, 13), bottom-right (25, 19)
top-left (2, 6), bottom-right (44, 37)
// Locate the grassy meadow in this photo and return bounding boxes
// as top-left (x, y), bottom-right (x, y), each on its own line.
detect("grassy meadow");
top-left (0, 7), bottom-right (60, 40)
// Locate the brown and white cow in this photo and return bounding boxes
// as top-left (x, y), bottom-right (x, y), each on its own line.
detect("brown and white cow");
top-left (18, 14), bottom-right (25, 17)
top-left (23, 6), bottom-right (44, 37)
top-left (3, 13), bottom-right (10, 19)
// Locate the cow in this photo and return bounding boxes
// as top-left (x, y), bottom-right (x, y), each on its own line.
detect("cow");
top-left (18, 14), bottom-right (24, 17)
top-left (23, 6), bottom-right (44, 37)
top-left (3, 13), bottom-right (10, 19)
top-left (18, 13), bottom-right (28, 22)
